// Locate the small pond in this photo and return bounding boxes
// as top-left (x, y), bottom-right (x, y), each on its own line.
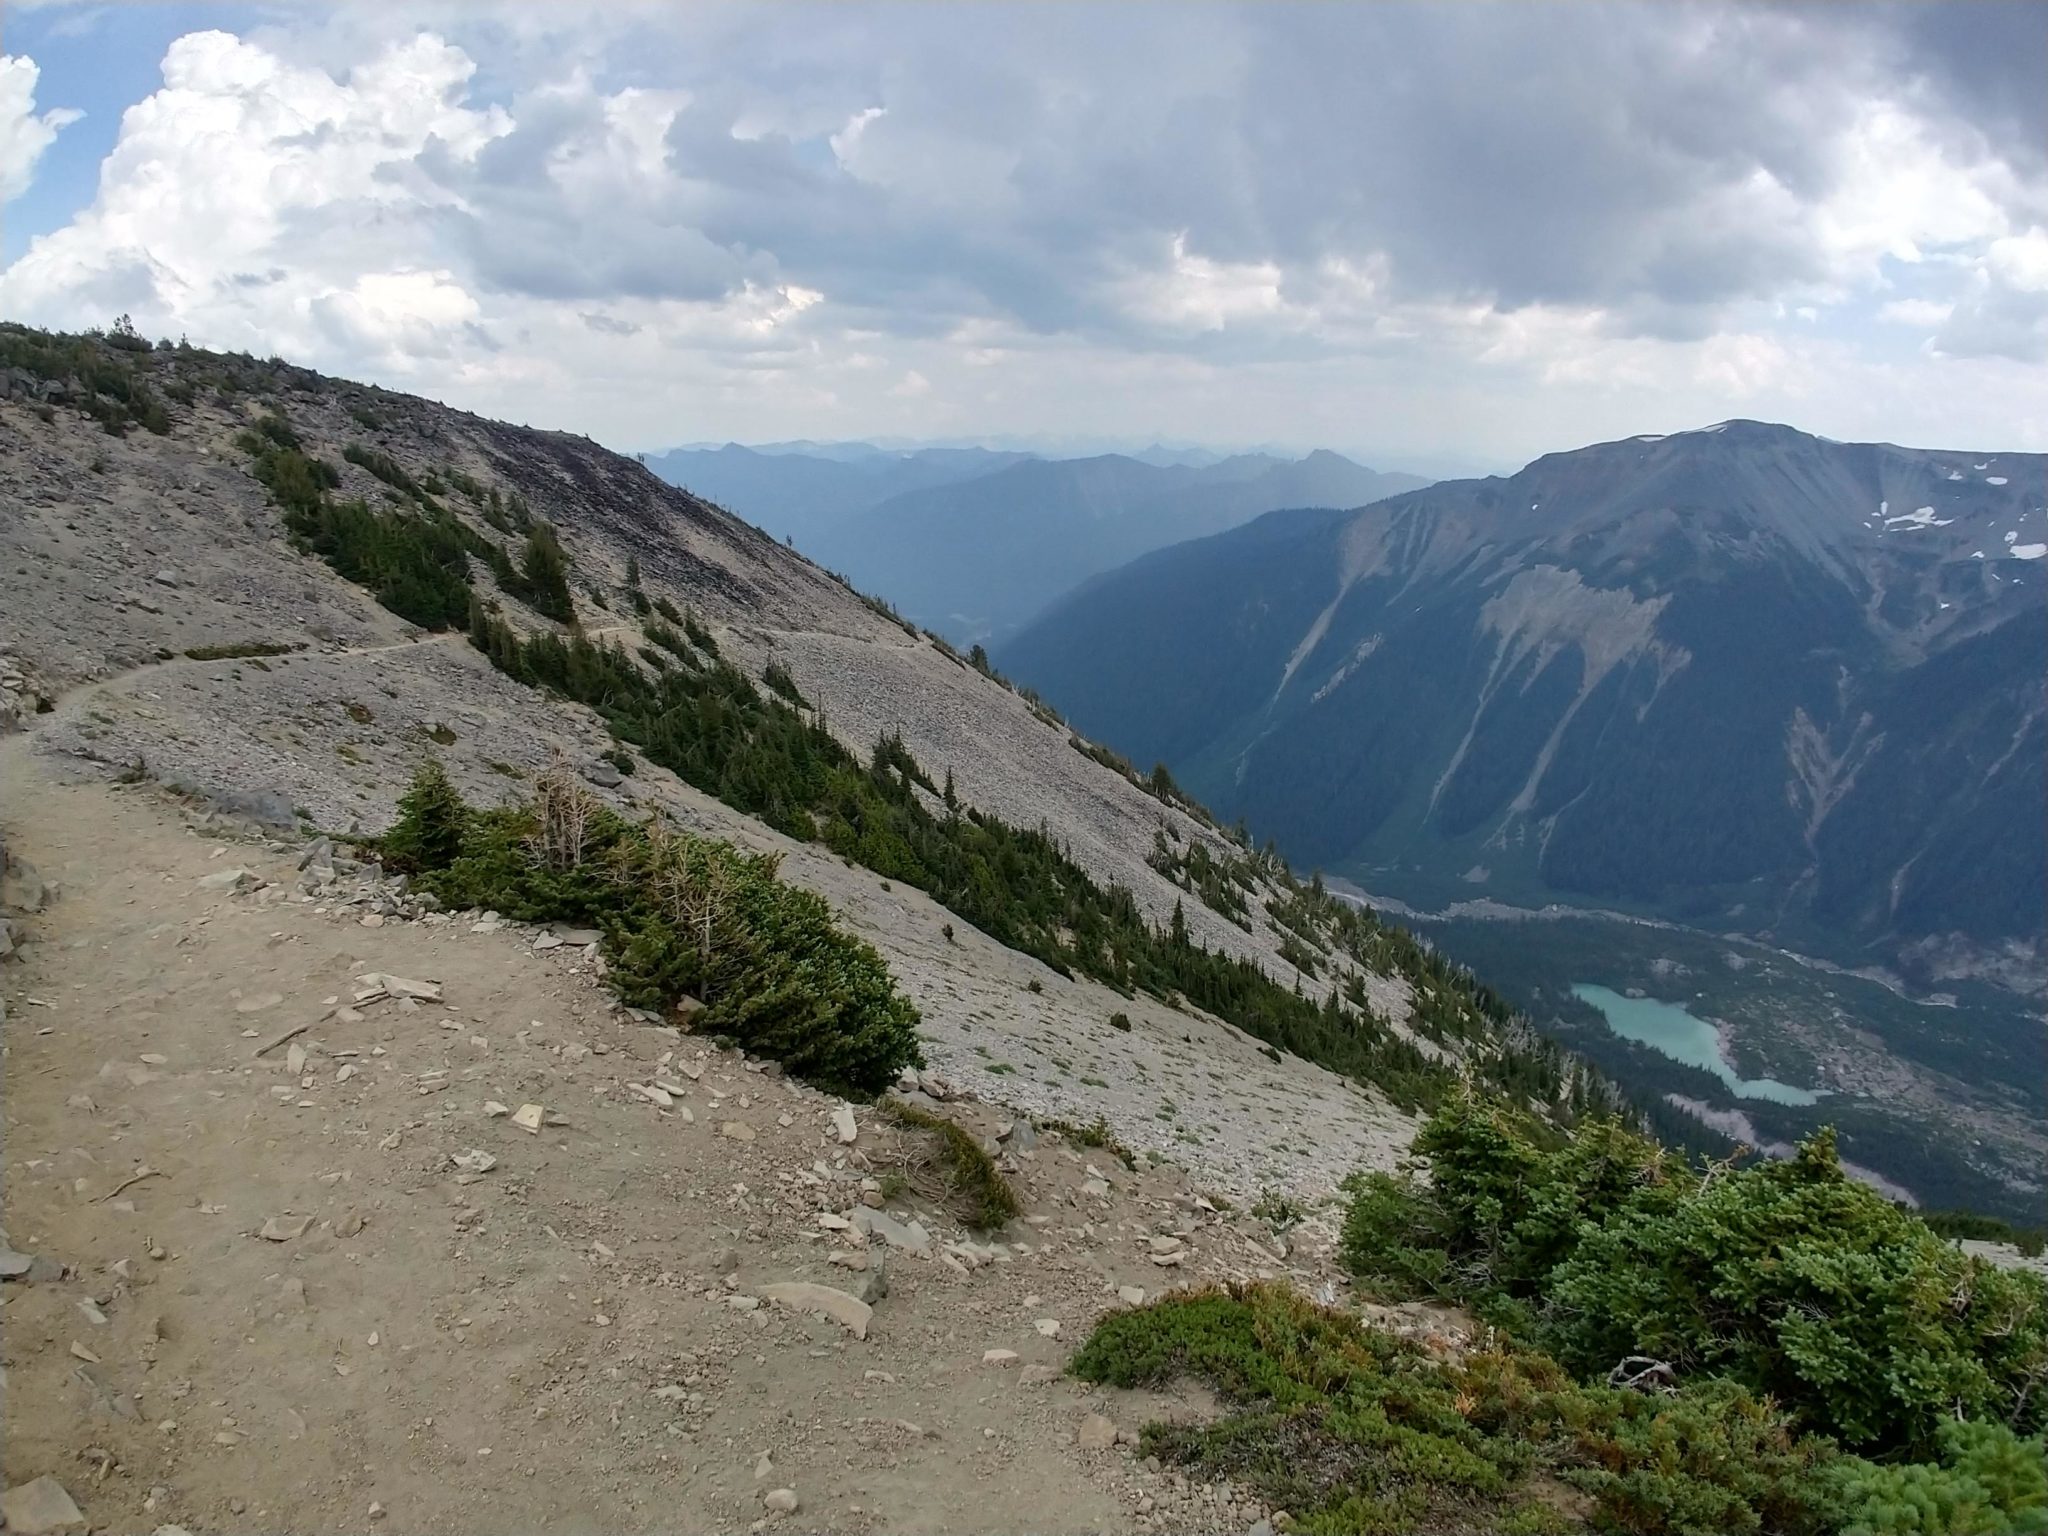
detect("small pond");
top-left (1570, 983), bottom-right (1822, 1105)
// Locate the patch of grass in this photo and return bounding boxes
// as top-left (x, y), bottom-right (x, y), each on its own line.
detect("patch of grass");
top-left (1252, 1188), bottom-right (1306, 1233)
top-left (424, 722), bottom-right (458, 746)
top-left (1039, 1114), bottom-right (1136, 1168)
top-left (880, 1098), bottom-right (1019, 1232)
top-left (183, 641), bottom-right (301, 662)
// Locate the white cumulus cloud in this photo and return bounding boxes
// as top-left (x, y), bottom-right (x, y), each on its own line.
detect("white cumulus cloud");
top-left (0, 55), bottom-right (80, 202)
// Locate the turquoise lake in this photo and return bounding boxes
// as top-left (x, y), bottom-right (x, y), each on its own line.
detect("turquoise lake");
top-left (1570, 984), bottom-right (1822, 1105)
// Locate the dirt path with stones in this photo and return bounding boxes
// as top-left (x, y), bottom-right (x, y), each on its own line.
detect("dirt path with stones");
top-left (1, 761), bottom-right (1352, 1536)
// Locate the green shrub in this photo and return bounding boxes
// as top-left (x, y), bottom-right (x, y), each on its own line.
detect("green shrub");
top-left (397, 763), bottom-right (920, 1093)
top-left (1342, 1096), bottom-right (2048, 1458)
top-left (1831, 1420), bottom-right (2048, 1534)
top-left (1072, 1283), bottom-right (1844, 1536)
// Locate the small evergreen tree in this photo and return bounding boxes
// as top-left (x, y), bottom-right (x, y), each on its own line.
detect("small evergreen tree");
top-left (382, 758), bottom-right (468, 873)
top-left (518, 523), bottom-right (575, 622)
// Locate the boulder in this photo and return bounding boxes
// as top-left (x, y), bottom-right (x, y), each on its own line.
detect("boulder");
top-left (1, 1476), bottom-right (86, 1534)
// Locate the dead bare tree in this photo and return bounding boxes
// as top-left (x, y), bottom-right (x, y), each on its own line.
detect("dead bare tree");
top-left (645, 819), bottom-right (737, 969)
top-left (529, 760), bottom-right (593, 871)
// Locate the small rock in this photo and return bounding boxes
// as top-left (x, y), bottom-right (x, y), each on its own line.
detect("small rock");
top-left (450, 1149), bottom-right (497, 1174)
top-left (511, 1103), bottom-right (544, 1134)
top-left (1118, 1285), bottom-right (1147, 1306)
top-left (285, 1043), bottom-right (308, 1075)
top-left (1019, 1364), bottom-right (1059, 1386)
top-left (830, 1105), bottom-right (857, 1144)
top-left (720, 1121), bottom-right (757, 1143)
top-left (1034, 1318), bottom-right (1061, 1338)
top-left (0, 1475), bottom-right (86, 1534)
top-left (483, 1101), bottom-right (510, 1118)
top-left (753, 1452), bottom-right (774, 1480)
top-left (69, 1340), bottom-right (102, 1363)
top-left (258, 1214), bottom-right (313, 1242)
top-left (763, 1488), bottom-right (800, 1515)
top-left (369, 1501), bottom-right (386, 1521)
top-left (199, 868), bottom-right (255, 893)
top-left (1078, 1412), bottom-right (1119, 1451)
top-left (981, 1349), bottom-right (1019, 1367)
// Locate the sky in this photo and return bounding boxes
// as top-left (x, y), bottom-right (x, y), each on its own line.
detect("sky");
top-left (2, 1), bottom-right (2045, 474)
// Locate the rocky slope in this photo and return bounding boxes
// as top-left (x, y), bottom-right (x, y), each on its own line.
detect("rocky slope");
top-left (0, 329), bottom-right (1465, 1195)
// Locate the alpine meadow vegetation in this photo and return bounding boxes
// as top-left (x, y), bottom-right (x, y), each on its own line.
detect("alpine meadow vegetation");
top-left (1071, 1093), bottom-right (2047, 1535)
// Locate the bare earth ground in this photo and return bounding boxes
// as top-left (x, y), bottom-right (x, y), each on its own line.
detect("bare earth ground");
top-left (1, 758), bottom-right (1396, 1535)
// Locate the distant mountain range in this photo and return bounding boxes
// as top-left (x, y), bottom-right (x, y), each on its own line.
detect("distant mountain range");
top-left (645, 442), bottom-right (1428, 643)
top-left (1002, 421), bottom-right (2047, 983)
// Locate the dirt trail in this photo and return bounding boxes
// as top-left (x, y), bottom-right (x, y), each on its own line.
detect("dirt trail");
top-left (1, 765), bottom-right (1319, 1535)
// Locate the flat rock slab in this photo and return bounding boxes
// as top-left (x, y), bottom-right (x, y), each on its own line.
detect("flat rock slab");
top-left (759, 1281), bottom-right (872, 1339)
top-left (1, 1475), bottom-right (87, 1534)
top-left (852, 1207), bottom-right (931, 1255)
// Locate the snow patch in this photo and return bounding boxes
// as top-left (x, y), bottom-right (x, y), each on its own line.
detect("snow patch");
top-left (1986, 476), bottom-right (2008, 485)
top-left (2011, 543), bottom-right (2047, 560)
top-left (1947, 470), bottom-right (1964, 481)
top-left (1884, 506), bottom-right (1952, 529)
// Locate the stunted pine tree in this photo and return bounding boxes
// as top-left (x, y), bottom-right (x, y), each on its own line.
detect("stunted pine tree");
top-left (519, 523), bottom-right (575, 621)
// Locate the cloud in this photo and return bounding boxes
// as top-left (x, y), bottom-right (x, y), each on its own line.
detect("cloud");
top-left (1, 5), bottom-right (2043, 457)
top-left (0, 54), bottom-right (81, 202)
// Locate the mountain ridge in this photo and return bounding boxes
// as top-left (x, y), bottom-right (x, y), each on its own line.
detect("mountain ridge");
top-left (1005, 416), bottom-right (2045, 968)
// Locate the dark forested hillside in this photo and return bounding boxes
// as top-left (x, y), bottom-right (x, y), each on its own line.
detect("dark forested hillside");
top-left (1003, 422), bottom-right (2047, 978)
